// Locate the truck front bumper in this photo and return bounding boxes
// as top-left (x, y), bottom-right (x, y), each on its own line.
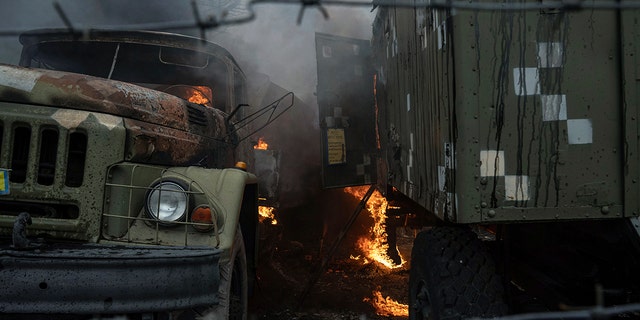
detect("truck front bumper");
top-left (0, 243), bottom-right (221, 314)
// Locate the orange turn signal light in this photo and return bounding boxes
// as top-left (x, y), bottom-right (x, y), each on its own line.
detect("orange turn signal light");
top-left (191, 205), bottom-right (214, 232)
top-left (234, 161), bottom-right (247, 170)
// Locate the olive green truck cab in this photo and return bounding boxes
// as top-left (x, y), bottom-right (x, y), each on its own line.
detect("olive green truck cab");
top-left (0, 30), bottom-right (258, 319)
top-left (368, 3), bottom-right (640, 319)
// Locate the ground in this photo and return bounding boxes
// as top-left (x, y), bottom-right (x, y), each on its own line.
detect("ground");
top-left (248, 189), bottom-right (413, 320)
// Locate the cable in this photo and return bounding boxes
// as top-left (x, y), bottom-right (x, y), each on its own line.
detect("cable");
top-left (1, 0), bottom-right (640, 37)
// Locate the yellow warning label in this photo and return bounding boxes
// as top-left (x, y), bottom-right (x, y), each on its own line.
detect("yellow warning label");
top-left (327, 128), bottom-right (346, 165)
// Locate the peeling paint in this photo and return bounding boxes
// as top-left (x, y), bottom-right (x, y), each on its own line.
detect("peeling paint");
top-left (438, 166), bottom-right (446, 192)
top-left (537, 42), bottom-right (564, 68)
top-left (541, 95), bottom-right (567, 121)
top-left (0, 64), bottom-right (40, 92)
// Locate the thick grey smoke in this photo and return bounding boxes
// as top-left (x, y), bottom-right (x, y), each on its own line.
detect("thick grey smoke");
top-left (0, 2), bottom-right (374, 90)
top-left (208, 6), bottom-right (375, 206)
top-left (0, 0), bottom-right (195, 63)
top-left (211, 5), bottom-right (373, 104)
top-left (0, 1), bottom-right (375, 206)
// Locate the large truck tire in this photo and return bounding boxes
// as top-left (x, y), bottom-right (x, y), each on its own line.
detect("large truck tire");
top-left (409, 226), bottom-right (507, 320)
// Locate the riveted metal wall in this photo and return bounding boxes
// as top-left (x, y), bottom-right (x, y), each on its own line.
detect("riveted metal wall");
top-left (373, 3), bottom-right (638, 224)
top-left (373, 7), bottom-right (456, 221)
top-left (622, 9), bottom-right (640, 218)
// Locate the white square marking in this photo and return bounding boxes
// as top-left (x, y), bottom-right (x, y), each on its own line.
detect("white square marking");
top-left (362, 154), bottom-right (371, 166)
top-left (438, 166), bottom-right (446, 192)
top-left (480, 150), bottom-right (505, 177)
top-left (322, 45), bottom-right (332, 58)
top-left (513, 68), bottom-right (540, 96)
top-left (541, 95), bottom-right (567, 121)
top-left (505, 175), bottom-right (530, 201)
top-left (537, 42), bottom-right (564, 68)
top-left (567, 119), bottom-right (593, 144)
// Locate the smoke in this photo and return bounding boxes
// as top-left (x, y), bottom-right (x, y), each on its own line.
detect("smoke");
top-left (209, 5), bottom-right (373, 104)
top-left (0, 1), bottom-right (374, 112)
top-left (0, 0), bottom-right (195, 64)
top-left (0, 1), bottom-right (376, 207)
top-left (206, 5), bottom-right (375, 206)
top-left (0, 2), bottom-right (374, 85)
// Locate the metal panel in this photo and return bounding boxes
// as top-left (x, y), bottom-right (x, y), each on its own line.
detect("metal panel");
top-left (461, 9), bottom-right (624, 222)
top-left (315, 33), bottom-right (377, 188)
top-left (0, 244), bottom-right (221, 313)
top-left (372, 8), bottom-right (456, 221)
top-left (622, 9), bottom-right (640, 218)
top-left (373, 4), bottom-right (631, 223)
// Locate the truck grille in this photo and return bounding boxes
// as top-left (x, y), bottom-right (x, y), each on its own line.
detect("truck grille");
top-left (1, 122), bottom-right (87, 188)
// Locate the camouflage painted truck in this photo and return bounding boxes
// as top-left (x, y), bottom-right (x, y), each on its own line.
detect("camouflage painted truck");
top-left (0, 29), bottom-right (259, 319)
top-left (368, 3), bottom-right (640, 319)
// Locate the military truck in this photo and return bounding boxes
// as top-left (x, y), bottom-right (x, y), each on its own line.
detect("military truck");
top-left (366, 3), bottom-right (640, 319)
top-left (315, 3), bottom-right (640, 319)
top-left (0, 29), bottom-right (259, 319)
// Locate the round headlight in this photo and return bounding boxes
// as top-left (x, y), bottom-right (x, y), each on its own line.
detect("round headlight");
top-left (145, 181), bottom-right (189, 224)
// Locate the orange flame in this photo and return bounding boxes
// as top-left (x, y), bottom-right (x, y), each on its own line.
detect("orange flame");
top-left (258, 206), bottom-right (277, 225)
top-left (344, 186), bottom-right (405, 269)
top-left (187, 86), bottom-right (213, 107)
top-left (254, 137), bottom-right (275, 225)
top-left (254, 137), bottom-right (268, 150)
top-left (364, 290), bottom-right (409, 317)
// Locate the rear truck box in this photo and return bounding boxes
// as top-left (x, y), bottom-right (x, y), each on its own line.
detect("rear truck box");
top-left (368, 3), bottom-right (640, 319)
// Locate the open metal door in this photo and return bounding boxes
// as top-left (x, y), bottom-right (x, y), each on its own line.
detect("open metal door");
top-left (315, 32), bottom-right (377, 188)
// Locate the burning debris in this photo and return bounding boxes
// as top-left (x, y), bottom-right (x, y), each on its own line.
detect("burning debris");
top-left (258, 206), bottom-right (277, 225)
top-left (253, 136), bottom-right (281, 204)
top-left (344, 186), bottom-right (405, 269)
top-left (254, 137), bottom-right (269, 150)
top-left (341, 186), bottom-right (409, 318)
top-left (254, 136), bottom-right (279, 225)
top-left (250, 187), bottom-right (411, 319)
top-left (364, 289), bottom-right (409, 318)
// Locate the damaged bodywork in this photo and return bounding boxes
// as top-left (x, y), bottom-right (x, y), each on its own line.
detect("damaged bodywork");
top-left (0, 29), bottom-right (258, 318)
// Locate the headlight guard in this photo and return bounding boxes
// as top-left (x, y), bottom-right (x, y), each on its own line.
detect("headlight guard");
top-left (144, 180), bottom-right (190, 225)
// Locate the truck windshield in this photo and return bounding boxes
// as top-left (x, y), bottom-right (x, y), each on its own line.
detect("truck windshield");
top-left (21, 41), bottom-right (227, 110)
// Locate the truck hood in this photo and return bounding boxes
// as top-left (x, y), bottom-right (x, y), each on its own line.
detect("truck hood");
top-left (0, 63), bottom-right (218, 131)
